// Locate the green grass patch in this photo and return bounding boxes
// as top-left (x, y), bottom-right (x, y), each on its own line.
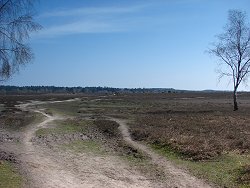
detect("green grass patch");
top-left (152, 144), bottom-right (250, 188)
top-left (36, 119), bottom-right (92, 136)
top-left (40, 101), bottom-right (82, 116)
top-left (61, 140), bottom-right (104, 154)
top-left (79, 100), bottom-right (140, 115)
top-left (0, 161), bottom-right (22, 188)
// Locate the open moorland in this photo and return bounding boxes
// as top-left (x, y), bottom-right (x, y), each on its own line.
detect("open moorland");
top-left (0, 92), bottom-right (249, 188)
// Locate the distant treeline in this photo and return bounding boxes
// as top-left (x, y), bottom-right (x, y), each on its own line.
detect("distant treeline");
top-left (0, 85), bottom-right (178, 94)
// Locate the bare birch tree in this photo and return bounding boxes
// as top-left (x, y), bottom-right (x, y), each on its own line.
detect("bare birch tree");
top-left (209, 10), bottom-right (250, 111)
top-left (0, 0), bottom-right (42, 81)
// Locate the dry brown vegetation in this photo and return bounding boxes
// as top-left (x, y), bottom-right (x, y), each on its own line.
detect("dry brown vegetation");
top-left (132, 106), bottom-right (250, 161)
top-left (126, 93), bottom-right (249, 161)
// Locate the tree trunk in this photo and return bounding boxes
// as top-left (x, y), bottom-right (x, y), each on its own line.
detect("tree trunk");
top-left (233, 90), bottom-right (238, 111)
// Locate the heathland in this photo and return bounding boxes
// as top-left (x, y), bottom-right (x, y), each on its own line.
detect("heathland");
top-left (0, 92), bottom-right (249, 187)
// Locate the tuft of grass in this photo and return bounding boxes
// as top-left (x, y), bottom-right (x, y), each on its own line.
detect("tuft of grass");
top-left (120, 143), bottom-right (166, 183)
top-left (0, 161), bottom-right (22, 188)
top-left (152, 144), bottom-right (250, 188)
top-left (61, 140), bottom-right (104, 154)
top-left (237, 164), bottom-right (250, 187)
top-left (119, 142), bottom-right (148, 162)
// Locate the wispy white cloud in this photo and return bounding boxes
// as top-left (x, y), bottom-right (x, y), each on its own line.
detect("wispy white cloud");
top-left (35, 20), bottom-right (125, 38)
top-left (39, 5), bottom-right (148, 18)
top-left (35, 4), bottom-right (151, 38)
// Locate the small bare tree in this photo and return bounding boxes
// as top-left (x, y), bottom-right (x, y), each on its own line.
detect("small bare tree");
top-left (209, 10), bottom-right (250, 111)
top-left (0, 0), bottom-right (42, 81)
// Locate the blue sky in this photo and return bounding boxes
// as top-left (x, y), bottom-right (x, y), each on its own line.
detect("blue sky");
top-left (4, 0), bottom-right (250, 90)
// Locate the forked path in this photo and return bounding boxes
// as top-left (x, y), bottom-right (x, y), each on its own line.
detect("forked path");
top-left (113, 118), bottom-right (213, 188)
top-left (16, 100), bottom-right (160, 188)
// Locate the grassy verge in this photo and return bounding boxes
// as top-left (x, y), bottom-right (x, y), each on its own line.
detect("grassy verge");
top-left (152, 144), bottom-right (250, 188)
top-left (0, 161), bottom-right (22, 188)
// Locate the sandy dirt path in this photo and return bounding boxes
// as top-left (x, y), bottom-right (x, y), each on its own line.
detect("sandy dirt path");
top-left (15, 100), bottom-right (161, 188)
top-left (112, 118), bottom-right (213, 188)
top-left (18, 100), bottom-right (85, 188)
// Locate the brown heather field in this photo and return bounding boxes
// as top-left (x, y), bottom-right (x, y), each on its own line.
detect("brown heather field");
top-left (75, 92), bottom-right (250, 186)
top-left (129, 93), bottom-right (250, 160)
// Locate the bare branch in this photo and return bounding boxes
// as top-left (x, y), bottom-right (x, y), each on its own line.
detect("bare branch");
top-left (0, 0), bottom-right (42, 80)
